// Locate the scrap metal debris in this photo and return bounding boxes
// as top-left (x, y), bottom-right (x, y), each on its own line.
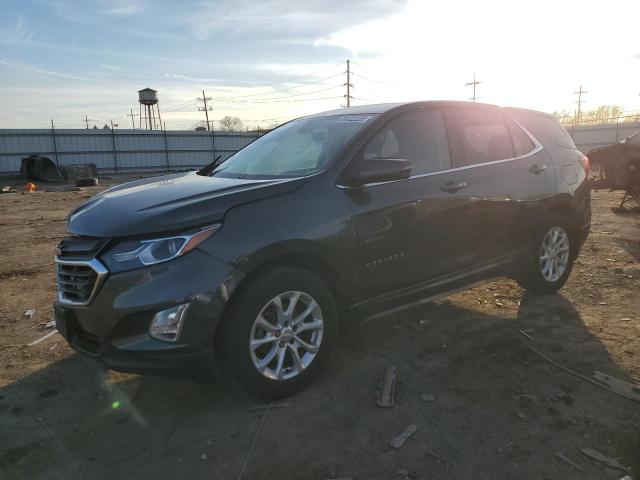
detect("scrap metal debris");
top-left (581, 447), bottom-right (630, 472)
top-left (27, 330), bottom-right (58, 346)
top-left (425, 449), bottom-right (443, 463)
top-left (555, 452), bottom-right (584, 472)
top-left (390, 424), bottom-right (418, 449)
top-left (248, 402), bottom-right (292, 411)
top-left (529, 346), bottom-right (640, 403)
top-left (593, 371), bottom-right (640, 402)
top-left (519, 329), bottom-right (535, 341)
top-left (24, 309), bottom-right (36, 319)
top-left (237, 404), bottom-right (272, 480)
top-left (589, 131), bottom-right (640, 210)
top-left (377, 365), bottom-right (397, 408)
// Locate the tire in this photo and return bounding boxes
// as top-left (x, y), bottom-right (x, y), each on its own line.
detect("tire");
top-left (216, 266), bottom-right (338, 399)
top-left (516, 213), bottom-right (576, 294)
top-left (76, 177), bottom-right (99, 187)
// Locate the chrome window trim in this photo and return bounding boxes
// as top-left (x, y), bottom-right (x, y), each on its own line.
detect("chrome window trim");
top-left (336, 119), bottom-right (543, 189)
top-left (55, 257), bottom-right (109, 307)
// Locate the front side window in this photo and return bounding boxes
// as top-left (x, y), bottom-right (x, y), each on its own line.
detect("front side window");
top-left (451, 108), bottom-right (514, 165)
top-left (212, 114), bottom-right (376, 179)
top-left (362, 109), bottom-right (451, 175)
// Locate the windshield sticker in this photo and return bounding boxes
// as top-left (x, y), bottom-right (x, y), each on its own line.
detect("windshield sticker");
top-left (337, 115), bottom-right (374, 123)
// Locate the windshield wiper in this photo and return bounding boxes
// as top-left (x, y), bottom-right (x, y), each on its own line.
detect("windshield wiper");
top-left (196, 155), bottom-right (222, 176)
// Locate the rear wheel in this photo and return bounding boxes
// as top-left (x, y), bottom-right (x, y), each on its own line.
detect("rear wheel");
top-left (217, 266), bottom-right (338, 399)
top-left (517, 214), bottom-right (576, 294)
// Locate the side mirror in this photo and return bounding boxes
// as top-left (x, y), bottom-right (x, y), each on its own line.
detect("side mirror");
top-left (344, 158), bottom-right (412, 186)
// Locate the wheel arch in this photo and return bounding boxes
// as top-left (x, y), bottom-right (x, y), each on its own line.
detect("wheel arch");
top-left (534, 199), bottom-right (581, 261)
top-left (213, 245), bottom-right (349, 351)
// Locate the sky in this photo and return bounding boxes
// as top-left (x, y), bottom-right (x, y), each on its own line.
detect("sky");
top-left (1, 0), bottom-right (639, 130)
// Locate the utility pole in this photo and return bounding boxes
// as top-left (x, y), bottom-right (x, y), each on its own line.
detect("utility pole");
top-left (84, 115), bottom-right (89, 129)
top-left (574, 85), bottom-right (587, 126)
top-left (465, 73), bottom-right (481, 102)
top-left (344, 59), bottom-right (354, 107)
top-left (126, 108), bottom-right (139, 129)
top-left (197, 90), bottom-right (213, 131)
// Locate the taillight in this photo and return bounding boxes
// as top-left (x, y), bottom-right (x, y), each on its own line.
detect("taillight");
top-left (579, 154), bottom-right (590, 175)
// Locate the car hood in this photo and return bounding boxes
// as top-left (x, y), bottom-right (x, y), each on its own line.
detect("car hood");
top-left (67, 172), bottom-right (305, 237)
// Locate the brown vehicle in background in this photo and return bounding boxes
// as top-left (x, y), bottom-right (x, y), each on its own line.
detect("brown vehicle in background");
top-left (588, 129), bottom-right (640, 210)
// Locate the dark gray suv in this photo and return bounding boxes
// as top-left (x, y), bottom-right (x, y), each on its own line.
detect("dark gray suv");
top-left (54, 101), bottom-right (591, 398)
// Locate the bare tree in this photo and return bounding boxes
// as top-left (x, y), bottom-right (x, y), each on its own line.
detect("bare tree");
top-left (555, 105), bottom-right (626, 126)
top-left (552, 110), bottom-right (573, 126)
top-left (219, 116), bottom-right (244, 132)
top-left (583, 105), bottom-right (624, 124)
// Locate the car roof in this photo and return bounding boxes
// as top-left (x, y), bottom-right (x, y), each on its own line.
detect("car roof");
top-left (504, 106), bottom-right (555, 118)
top-left (305, 101), bottom-right (549, 119)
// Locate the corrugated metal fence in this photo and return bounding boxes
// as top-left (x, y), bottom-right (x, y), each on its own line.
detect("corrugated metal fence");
top-left (0, 129), bottom-right (260, 175)
top-left (2, 122), bottom-right (640, 175)
top-left (569, 122), bottom-right (640, 154)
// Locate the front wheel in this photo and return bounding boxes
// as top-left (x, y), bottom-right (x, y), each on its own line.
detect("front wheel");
top-left (517, 214), bottom-right (576, 294)
top-left (217, 266), bottom-right (338, 399)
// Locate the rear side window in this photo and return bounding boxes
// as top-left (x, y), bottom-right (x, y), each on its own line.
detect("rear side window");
top-left (363, 109), bottom-right (450, 175)
top-left (508, 120), bottom-right (536, 156)
top-left (508, 110), bottom-right (576, 149)
top-left (449, 108), bottom-right (514, 165)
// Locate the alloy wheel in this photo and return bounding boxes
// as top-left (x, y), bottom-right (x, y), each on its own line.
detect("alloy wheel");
top-left (249, 291), bottom-right (324, 381)
top-left (539, 226), bottom-right (570, 282)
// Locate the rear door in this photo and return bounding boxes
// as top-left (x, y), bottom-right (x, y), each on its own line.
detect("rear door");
top-left (443, 106), bottom-right (556, 266)
top-left (344, 108), bottom-right (473, 300)
top-left (443, 107), bottom-right (526, 266)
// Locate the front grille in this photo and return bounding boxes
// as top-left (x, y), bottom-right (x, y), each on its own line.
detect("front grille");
top-left (57, 264), bottom-right (97, 304)
top-left (55, 235), bottom-right (109, 306)
top-left (55, 259), bottom-right (108, 306)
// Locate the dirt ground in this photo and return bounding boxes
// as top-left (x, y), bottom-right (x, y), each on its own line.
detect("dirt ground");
top-left (0, 178), bottom-right (638, 480)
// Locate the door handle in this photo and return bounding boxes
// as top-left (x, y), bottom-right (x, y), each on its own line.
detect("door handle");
top-left (529, 163), bottom-right (548, 174)
top-left (441, 181), bottom-right (467, 193)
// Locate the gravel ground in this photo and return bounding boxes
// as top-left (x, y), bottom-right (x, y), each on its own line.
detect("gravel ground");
top-left (0, 179), bottom-right (638, 479)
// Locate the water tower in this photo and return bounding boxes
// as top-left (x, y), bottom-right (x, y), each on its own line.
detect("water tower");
top-left (138, 87), bottom-right (163, 130)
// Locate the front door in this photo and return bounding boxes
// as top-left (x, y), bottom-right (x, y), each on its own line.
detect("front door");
top-left (344, 108), bottom-right (473, 301)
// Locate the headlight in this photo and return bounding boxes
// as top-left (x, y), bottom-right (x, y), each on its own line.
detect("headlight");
top-left (102, 224), bottom-right (220, 272)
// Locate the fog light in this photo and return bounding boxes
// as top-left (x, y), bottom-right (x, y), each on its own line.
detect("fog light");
top-left (149, 303), bottom-right (190, 342)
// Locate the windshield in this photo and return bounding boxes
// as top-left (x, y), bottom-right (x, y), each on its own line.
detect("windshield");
top-left (212, 114), bottom-right (376, 179)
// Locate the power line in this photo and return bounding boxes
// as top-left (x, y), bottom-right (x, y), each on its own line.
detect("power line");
top-left (162, 99), bottom-right (198, 113)
top-left (352, 72), bottom-right (396, 88)
top-left (221, 85), bottom-right (342, 103)
top-left (213, 72), bottom-right (344, 100)
top-left (245, 95), bottom-right (344, 104)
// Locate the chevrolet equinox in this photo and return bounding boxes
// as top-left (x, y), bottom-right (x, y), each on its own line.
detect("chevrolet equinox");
top-left (55, 101), bottom-right (591, 398)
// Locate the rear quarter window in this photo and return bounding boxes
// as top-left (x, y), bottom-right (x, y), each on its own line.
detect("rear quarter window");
top-left (508, 110), bottom-right (576, 149)
top-left (507, 119), bottom-right (536, 156)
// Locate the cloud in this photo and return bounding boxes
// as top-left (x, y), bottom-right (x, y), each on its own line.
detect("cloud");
top-left (100, 3), bottom-right (145, 16)
top-left (0, 15), bottom-right (33, 43)
top-left (180, 0), bottom-right (406, 41)
top-left (0, 59), bottom-right (87, 81)
top-left (99, 63), bottom-right (123, 72)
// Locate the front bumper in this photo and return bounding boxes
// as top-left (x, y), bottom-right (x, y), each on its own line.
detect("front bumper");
top-left (55, 249), bottom-right (244, 380)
